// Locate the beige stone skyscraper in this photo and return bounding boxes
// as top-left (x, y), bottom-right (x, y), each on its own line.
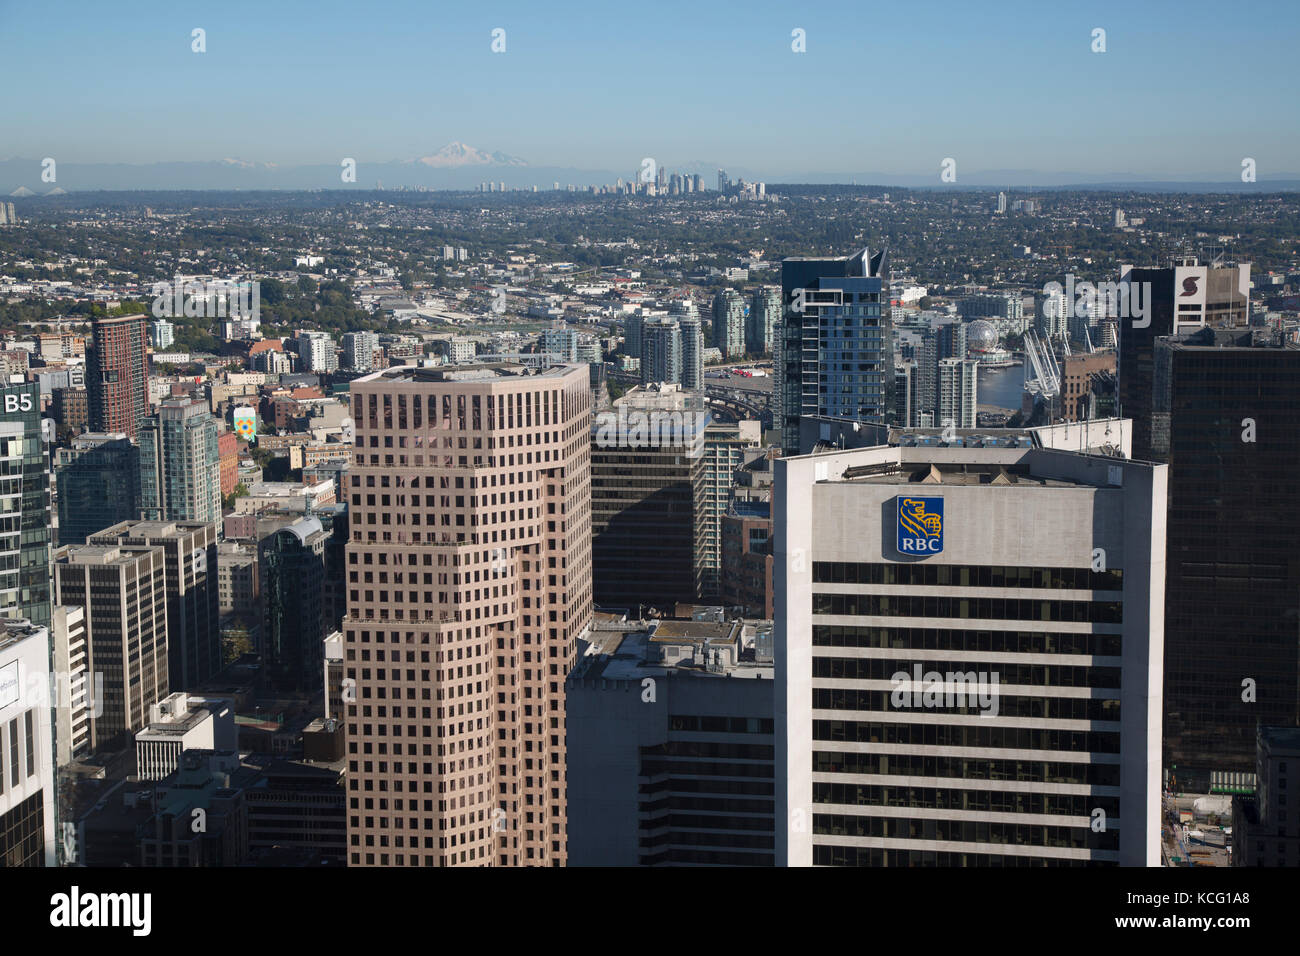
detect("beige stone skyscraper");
top-left (343, 364), bottom-right (592, 867)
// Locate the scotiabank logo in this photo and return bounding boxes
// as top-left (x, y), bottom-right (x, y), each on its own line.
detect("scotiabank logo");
top-left (1180, 276), bottom-right (1200, 296)
top-left (897, 496), bottom-right (943, 554)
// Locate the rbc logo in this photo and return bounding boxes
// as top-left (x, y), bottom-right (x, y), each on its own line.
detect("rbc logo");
top-left (897, 497), bottom-right (943, 554)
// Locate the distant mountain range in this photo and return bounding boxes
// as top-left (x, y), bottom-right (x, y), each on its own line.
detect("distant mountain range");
top-left (2, 144), bottom-right (1298, 193)
top-left (0, 143), bottom-right (608, 192)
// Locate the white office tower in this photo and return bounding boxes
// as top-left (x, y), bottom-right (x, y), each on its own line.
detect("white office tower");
top-left (0, 620), bottom-right (57, 866)
top-left (776, 443), bottom-right (1167, 866)
top-left (936, 358), bottom-right (978, 429)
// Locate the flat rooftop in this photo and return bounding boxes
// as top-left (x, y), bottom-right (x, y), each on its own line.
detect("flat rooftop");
top-left (793, 443), bottom-right (1141, 492)
top-left (137, 708), bottom-right (211, 737)
top-left (649, 620), bottom-right (737, 645)
top-left (1262, 727), bottom-right (1300, 753)
top-left (891, 429), bottom-right (1035, 449)
top-left (572, 620), bottom-right (773, 682)
top-left (59, 544), bottom-right (158, 566)
top-left (245, 480), bottom-right (332, 496)
top-left (1165, 328), bottom-right (1298, 351)
top-left (96, 520), bottom-right (212, 539)
top-left (0, 619), bottom-right (45, 653)
top-left (843, 460), bottom-right (1083, 488)
top-left (359, 362), bottom-right (576, 384)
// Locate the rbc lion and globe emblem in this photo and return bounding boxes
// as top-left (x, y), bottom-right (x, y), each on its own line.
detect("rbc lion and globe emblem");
top-left (897, 496), bottom-right (944, 554)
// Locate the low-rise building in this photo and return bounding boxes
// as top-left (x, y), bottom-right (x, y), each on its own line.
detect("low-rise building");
top-left (234, 479), bottom-right (336, 514)
top-left (134, 693), bottom-right (237, 781)
top-left (567, 616), bottom-right (775, 866)
top-left (1232, 726), bottom-right (1300, 867)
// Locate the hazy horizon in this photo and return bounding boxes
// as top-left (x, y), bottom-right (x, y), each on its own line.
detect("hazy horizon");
top-left (4, 0), bottom-right (1298, 182)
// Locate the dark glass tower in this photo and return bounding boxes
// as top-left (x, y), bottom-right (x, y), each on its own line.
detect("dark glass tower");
top-left (259, 517), bottom-right (326, 692)
top-left (779, 247), bottom-right (894, 454)
top-left (1118, 260), bottom-right (1249, 461)
top-left (1153, 327), bottom-right (1300, 785)
top-left (0, 383), bottom-right (51, 628)
top-left (55, 434), bottom-right (142, 545)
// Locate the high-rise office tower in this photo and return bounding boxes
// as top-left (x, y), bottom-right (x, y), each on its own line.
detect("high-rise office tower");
top-left (591, 384), bottom-right (708, 608)
top-left (779, 247), bottom-right (894, 454)
top-left (342, 363), bottom-right (592, 867)
top-left (936, 358), bottom-right (978, 429)
top-left (0, 620), bottom-right (57, 866)
top-left (711, 289), bottom-right (745, 359)
top-left (55, 432), bottom-right (141, 545)
top-left (86, 313), bottom-right (148, 438)
top-left (776, 443), bottom-right (1167, 866)
top-left (749, 286), bottom-right (780, 356)
top-left (1118, 258), bottom-right (1250, 461)
top-left (259, 515), bottom-right (328, 693)
top-left (89, 520), bottom-right (220, 692)
top-left (0, 384), bottom-right (51, 629)
top-left (996, 191), bottom-right (1007, 214)
top-left (0, 386), bottom-right (47, 622)
top-left (342, 331), bottom-right (380, 371)
top-left (54, 543), bottom-right (168, 748)
top-left (140, 398), bottom-right (222, 524)
top-left (641, 318), bottom-right (682, 385)
top-left (1152, 328), bottom-right (1300, 786)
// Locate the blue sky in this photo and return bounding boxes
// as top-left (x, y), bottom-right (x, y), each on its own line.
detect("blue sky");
top-left (3, 0), bottom-right (1298, 177)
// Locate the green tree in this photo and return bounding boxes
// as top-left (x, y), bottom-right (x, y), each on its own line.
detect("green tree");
top-left (222, 482), bottom-right (249, 511)
top-left (222, 624), bottom-right (254, 664)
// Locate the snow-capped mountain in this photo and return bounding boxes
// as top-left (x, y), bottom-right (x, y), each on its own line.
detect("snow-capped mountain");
top-left (413, 142), bottom-right (527, 168)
